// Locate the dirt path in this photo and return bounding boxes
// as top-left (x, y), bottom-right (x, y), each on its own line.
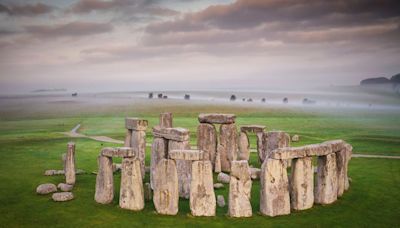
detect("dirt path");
top-left (64, 124), bottom-right (399, 159)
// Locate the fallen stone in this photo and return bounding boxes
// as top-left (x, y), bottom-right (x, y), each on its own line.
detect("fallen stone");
top-left (238, 131), bottom-right (250, 160)
top-left (36, 183), bottom-right (57, 195)
top-left (150, 137), bottom-right (168, 189)
top-left (190, 161), bottom-right (216, 216)
top-left (152, 126), bottom-right (190, 142)
top-left (76, 169), bottom-right (86, 175)
top-left (153, 159), bottom-right (179, 215)
top-left (112, 163), bottom-right (122, 172)
top-left (198, 113), bottom-right (236, 124)
top-left (44, 170), bottom-right (58, 176)
top-left (217, 195), bottom-right (225, 207)
top-left (95, 155), bottom-right (114, 204)
top-left (52, 192), bottom-right (74, 202)
top-left (249, 167), bottom-right (261, 180)
top-left (168, 140), bottom-right (191, 199)
top-left (219, 123), bottom-right (238, 172)
top-left (119, 157), bottom-right (144, 211)
top-left (197, 123), bottom-right (218, 167)
top-left (101, 147), bottom-right (136, 158)
top-left (58, 183), bottom-right (73, 192)
top-left (229, 161), bottom-right (252, 217)
top-left (213, 183), bottom-right (224, 189)
top-left (240, 125), bottom-right (265, 133)
top-left (159, 112), bottom-right (173, 128)
top-left (260, 158), bottom-right (290, 217)
top-left (217, 172), bottom-right (230, 184)
top-left (130, 130), bottom-right (146, 178)
top-left (315, 153), bottom-right (338, 205)
top-left (169, 149), bottom-right (204, 161)
top-left (292, 134), bottom-right (300, 142)
top-left (290, 157), bottom-right (314, 210)
top-left (65, 142), bottom-right (76, 185)
top-left (125, 117), bottom-right (148, 131)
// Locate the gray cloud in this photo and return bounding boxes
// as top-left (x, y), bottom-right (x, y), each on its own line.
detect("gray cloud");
top-left (0, 2), bottom-right (53, 16)
top-left (24, 21), bottom-right (113, 38)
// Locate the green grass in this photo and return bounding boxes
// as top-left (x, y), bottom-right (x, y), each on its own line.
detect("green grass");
top-left (0, 102), bottom-right (399, 227)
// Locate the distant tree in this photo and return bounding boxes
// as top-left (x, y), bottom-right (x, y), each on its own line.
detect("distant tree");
top-left (184, 94), bottom-right (190, 100)
top-left (242, 98), bottom-right (246, 101)
top-left (158, 93), bottom-right (163, 99)
top-left (148, 92), bottom-right (153, 99)
top-left (72, 93), bottom-right (78, 97)
top-left (163, 95), bottom-right (168, 99)
top-left (230, 94), bottom-right (236, 101)
top-left (247, 98), bottom-right (253, 102)
top-left (261, 98), bottom-right (266, 103)
top-left (283, 97), bottom-right (288, 104)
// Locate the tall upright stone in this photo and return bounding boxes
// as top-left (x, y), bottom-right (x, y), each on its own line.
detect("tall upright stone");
top-left (150, 137), bottom-right (168, 189)
top-left (168, 140), bottom-right (191, 199)
top-left (238, 131), bottom-right (250, 160)
top-left (197, 123), bottom-right (217, 167)
top-left (290, 157), bottom-right (314, 210)
top-left (263, 131), bottom-right (290, 164)
top-left (219, 124), bottom-right (238, 172)
top-left (190, 161), bottom-right (216, 217)
top-left (228, 161), bottom-right (252, 217)
top-left (131, 130), bottom-right (146, 178)
top-left (65, 142), bottom-right (76, 185)
top-left (344, 144), bottom-right (353, 191)
top-left (160, 112), bottom-right (173, 128)
top-left (119, 157), bottom-right (144, 211)
top-left (153, 159), bottom-right (179, 215)
top-left (260, 158), bottom-right (290, 217)
top-left (95, 155), bottom-right (114, 204)
top-left (315, 153), bottom-right (338, 204)
top-left (256, 132), bottom-right (265, 163)
top-left (124, 129), bottom-right (132, 147)
top-left (336, 149), bottom-right (347, 197)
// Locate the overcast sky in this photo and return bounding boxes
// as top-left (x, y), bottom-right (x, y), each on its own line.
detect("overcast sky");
top-left (0, 0), bottom-right (399, 94)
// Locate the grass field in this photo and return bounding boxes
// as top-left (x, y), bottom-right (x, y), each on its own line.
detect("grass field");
top-left (0, 94), bottom-right (399, 227)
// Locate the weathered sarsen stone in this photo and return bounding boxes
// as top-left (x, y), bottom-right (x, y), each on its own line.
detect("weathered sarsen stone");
top-left (240, 125), bottom-right (265, 133)
top-left (52, 192), bottom-right (74, 202)
top-left (169, 149), bottom-right (204, 161)
top-left (218, 123), bottom-right (238, 172)
top-left (263, 131), bottom-right (290, 162)
top-left (290, 157), bottom-right (314, 210)
top-left (153, 126), bottom-right (189, 142)
top-left (124, 129), bottom-right (132, 147)
top-left (131, 130), bottom-right (146, 178)
top-left (336, 149), bottom-right (346, 197)
top-left (159, 112), bottom-right (173, 128)
top-left (95, 155), bottom-right (114, 204)
top-left (168, 140), bottom-right (192, 199)
top-left (101, 147), bottom-right (136, 158)
top-left (238, 131), bottom-right (250, 160)
top-left (119, 157), bottom-right (144, 211)
top-left (198, 113), bottom-right (236, 124)
top-left (125, 118), bottom-right (148, 131)
top-left (190, 161), bottom-right (216, 217)
top-left (344, 143), bottom-right (353, 191)
top-left (36, 183), bottom-right (57, 195)
top-left (260, 158), bottom-right (290, 217)
top-left (65, 142), bottom-right (76, 185)
top-left (150, 137), bottom-right (168, 189)
top-left (197, 123), bottom-right (217, 167)
top-left (217, 172), bottom-right (230, 184)
top-left (228, 161), bottom-right (252, 217)
top-left (315, 153), bottom-right (338, 204)
top-left (153, 159), bottom-right (179, 215)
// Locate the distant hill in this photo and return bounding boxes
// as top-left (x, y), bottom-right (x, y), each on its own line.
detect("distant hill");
top-left (360, 73), bottom-right (400, 95)
top-left (360, 77), bottom-right (390, 85)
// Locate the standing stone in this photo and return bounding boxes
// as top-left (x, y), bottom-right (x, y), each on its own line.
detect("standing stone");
top-left (65, 142), bottom-right (76, 185)
top-left (344, 144), bottom-right (352, 191)
top-left (336, 149), bottom-right (346, 197)
top-left (190, 161), bottom-right (216, 217)
top-left (263, 131), bottom-right (290, 162)
top-left (131, 130), bottom-right (146, 178)
top-left (260, 158), bottom-right (290, 217)
top-left (168, 140), bottom-right (191, 199)
top-left (219, 124), bottom-right (238, 172)
top-left (124, 129), bottom-right (132, 147)
top-left (197, 123), bottom-right (217, 167)
top-left (290, 157), bottom-right (314, 210)
top-left (228, 161), bottom-right (252, 217)
top-left (214, 146), bottom-right (221, 173)
top-left (144, 182), bottom-right (152, 201)
top-left (153, 159), bottom-right (179, 215)
top-left (119, 157), bottom-right (144, 211)
top-left (160, 112), bottom-right (173, 128)
top-left (315, 153), bottom-right (338, 204)
top-left (95, 155), bottom-right (114, 204)
top-left (256, 132), bottom-right (265, 163)
top-left (238, 131), bottom-right (250, 160)
top-left (150, 137), bottom-right (168, 189)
